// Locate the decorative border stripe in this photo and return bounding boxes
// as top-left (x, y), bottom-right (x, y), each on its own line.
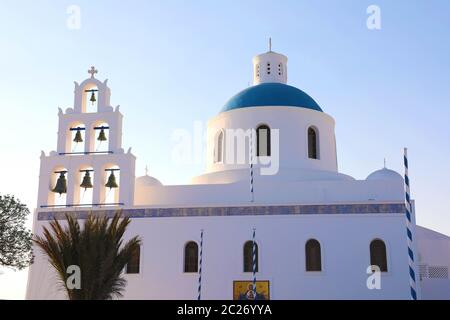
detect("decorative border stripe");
top-left (37, 203), bottom-right (405, 221)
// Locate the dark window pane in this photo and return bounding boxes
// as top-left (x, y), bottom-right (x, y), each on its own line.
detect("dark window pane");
top-left (126, 246), bottom-right (140, 274)
top-left (370, 240), bottom-right (388, 272)
top-left (305, 239), bottom-right (322, 271)
top-left (184, 242), bottom-right (199, 273)
top-left (308, 127), bottom-right (318, 159)
top-left (244, 241), bottom-right (258, 272)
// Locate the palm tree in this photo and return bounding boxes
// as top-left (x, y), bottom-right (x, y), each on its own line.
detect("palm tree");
top-left (34, 211), bottom-right (141, 300)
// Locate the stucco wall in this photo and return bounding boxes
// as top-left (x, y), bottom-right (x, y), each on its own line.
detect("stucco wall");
top-left (27, 212), bottom-right (413, 300)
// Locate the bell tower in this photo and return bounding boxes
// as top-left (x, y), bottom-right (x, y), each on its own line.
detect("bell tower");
top-left (37, 67), bottom-right (136, 209)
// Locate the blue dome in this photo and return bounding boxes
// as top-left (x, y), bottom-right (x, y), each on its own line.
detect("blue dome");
top-left (221, 83), bottom-right (322, 113)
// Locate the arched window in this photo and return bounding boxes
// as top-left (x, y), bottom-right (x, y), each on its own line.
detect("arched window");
top-left (184, 241), bottom-right (199, 273)
top-left (308, 127), bottom-right (318, 159)
top-left (370, 239), bottom-right (388, 272)
top-left (256, 125), bottom-right (271, 157)
top-left (243, 241), bottom-right (258, 272)
top-left (305, 239), bottom-right (322, 271)
top-left (215, 130), bottom-right (224, 163)
top-left (126, 246), bottom-right (140, 274)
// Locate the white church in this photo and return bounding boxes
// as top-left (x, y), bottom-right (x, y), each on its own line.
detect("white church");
top-left (26, 47), bottom-right (450, 300)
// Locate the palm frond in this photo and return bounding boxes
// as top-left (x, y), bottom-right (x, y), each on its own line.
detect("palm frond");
top-left (33, 211), bottom-right (141, 300)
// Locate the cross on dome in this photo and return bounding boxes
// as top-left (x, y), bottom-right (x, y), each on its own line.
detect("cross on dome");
top-left (88, 66), bottom-right (98, 78)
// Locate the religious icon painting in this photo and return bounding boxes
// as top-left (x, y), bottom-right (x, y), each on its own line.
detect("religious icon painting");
top-left (233, 280), bottom-right (270, 300)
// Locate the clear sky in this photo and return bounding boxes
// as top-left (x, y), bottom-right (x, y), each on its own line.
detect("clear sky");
top-left (0, 0), bottom-right (449, 299)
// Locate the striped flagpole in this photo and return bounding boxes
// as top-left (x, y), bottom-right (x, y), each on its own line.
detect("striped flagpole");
top-left (250, 129), bottom-right (255, 202)
top-left (197, 229), bottom-right (204, 300)
top-left (252, 228), bottom-right (257, 297)
top-left (404, 148), bottom-right (417, 300)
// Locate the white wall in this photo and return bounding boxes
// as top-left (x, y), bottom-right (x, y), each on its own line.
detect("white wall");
top-left (135, 176), bottom-right (405, 207)
top-left (416, 226), bottom-right (450, 299)
top-left (27, 213), bottom-right (413, 300)
top-left (203, 107), bottom-right (338, 183)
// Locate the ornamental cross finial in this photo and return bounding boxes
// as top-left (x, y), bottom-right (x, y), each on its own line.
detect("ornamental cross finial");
top-left (145, 165), bottom-right (149, 176)
top-left (88, 66), bottom-right (98, 78)
top-left (384, 158), bottom-right (386, 168)
top-left (269, 37), bottom-right (272, 52)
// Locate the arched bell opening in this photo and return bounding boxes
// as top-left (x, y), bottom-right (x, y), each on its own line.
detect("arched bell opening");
top-left (48, 166), bottom-right (68, 207)
top-left (74, 165), bottom-right (94, 206)
top-left (67, 122), bottom-right (86, 154)
top-left (102, 164), bottom-right (120, 205)
top-left (92, 121), bottom-right (110, 153)
top-left (82, 83), bottom-right (99, 113)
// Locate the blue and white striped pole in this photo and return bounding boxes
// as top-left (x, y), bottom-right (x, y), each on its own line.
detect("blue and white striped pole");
top-left (404, 148), bottom-right (417, 300)
top-left (197, 229), bottom-right (204, 300)
top-left (252, 228), bottom-right (257, 297)
top-left (250, 129), bottom-right (255, 202)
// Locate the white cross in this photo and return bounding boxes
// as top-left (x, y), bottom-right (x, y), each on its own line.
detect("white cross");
top-left (88, 66), bottom-right (98, 78)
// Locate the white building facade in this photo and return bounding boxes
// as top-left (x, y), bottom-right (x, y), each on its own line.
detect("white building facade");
top-left (26, 50), bottom-right (450, 300)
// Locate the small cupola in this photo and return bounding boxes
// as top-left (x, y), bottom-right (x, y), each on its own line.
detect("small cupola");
top-left (252, 38), bottom-right (288, 85)
top-left (366, 167), bottom-right (403, 182)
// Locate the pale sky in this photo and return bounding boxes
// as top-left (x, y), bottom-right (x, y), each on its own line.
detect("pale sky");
top-left (1, 0), bottom-right (450, 299)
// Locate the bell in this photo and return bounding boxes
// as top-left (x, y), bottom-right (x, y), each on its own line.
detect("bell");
top-left (73, 129), bottom-right (83, 143)
top-left (80, 171), bottom-right (93, 190)
top-left (52, 172), bottom-right (67, 195)
top-left (90, 91), bottom-right (96, 105)
top-left (97, 128), bottom-right (107, 142)
top-left (105, 171), bottom-right (118, 189)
